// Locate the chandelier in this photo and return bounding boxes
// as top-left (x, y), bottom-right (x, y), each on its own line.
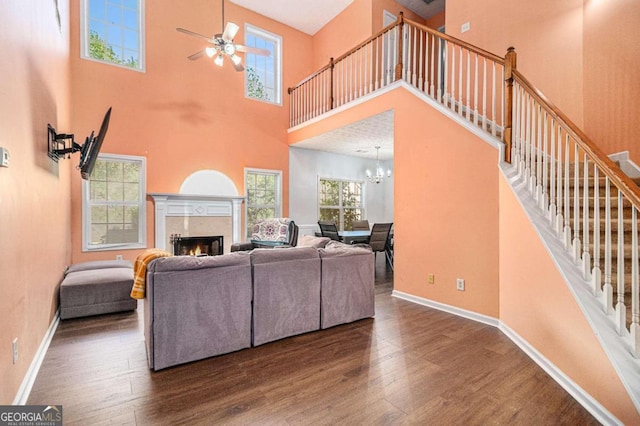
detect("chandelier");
top-left (366, 146), bottom-right (392, 184)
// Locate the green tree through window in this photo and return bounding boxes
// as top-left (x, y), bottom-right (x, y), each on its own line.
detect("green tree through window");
top-left (82, 0), bottom-right (143, 70)
top-left (246, 66), bottom-right (268, 101)
top-left (88, 30), bottom-right (138, 68)
top-left (319, 179), bottom-right (364, 231)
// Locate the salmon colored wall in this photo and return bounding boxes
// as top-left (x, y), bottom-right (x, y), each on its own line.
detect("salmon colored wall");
top-left (371, 0), bottom-right (423, 32)
top-left (425, 10), bottom-right (445, 30)
top-left (311, 0), bottom-right (373, 71)
top-left (0, 1), bottom-right (71, 403)
top-left (69, 0), bottom-right (313, 263)
top-left (498, 174), bottom-right (639, 423)
top-left (309, 0), bottom-right (423, 73)
top-left (289, 86), bottom-right (501, 318)
top-left (445, 0), bottom-right (585, 128)
top-left (393, 92), bottom-right (500, 318)
top-left (583, 0), bottom-right (640, 163)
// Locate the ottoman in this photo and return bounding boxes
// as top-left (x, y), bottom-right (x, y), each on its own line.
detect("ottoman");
top-left (60, 260), bottom-right (136, 320)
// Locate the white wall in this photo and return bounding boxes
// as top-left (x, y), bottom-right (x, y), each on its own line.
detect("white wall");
top-left (289, 147), bottom-right (394, 235)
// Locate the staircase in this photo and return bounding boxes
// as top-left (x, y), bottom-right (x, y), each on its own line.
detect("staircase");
top-left (287, 12), bottom-right (640, 418)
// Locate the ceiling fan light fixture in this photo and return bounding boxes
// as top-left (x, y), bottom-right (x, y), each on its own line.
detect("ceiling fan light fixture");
top-left (231, 54), bottom-right (242, 65)
top-left (205, 47), bottom-right (216, 58)
top-left (224, 43), bottom-right (236, 55)
top-left (214, 54), bottom-right (224, 67)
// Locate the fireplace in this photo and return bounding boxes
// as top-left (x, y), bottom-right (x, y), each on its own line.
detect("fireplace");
top-left (149, 193), bottom-right (244, 254)
top-left (170, 235), bottom-right (224, 256)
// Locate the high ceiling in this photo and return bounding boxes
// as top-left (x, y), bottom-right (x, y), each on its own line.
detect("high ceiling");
top-left (230, 0), bottom-right (445, 35)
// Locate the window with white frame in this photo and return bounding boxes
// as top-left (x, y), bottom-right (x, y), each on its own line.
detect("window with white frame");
top-left (244, 24), bottom-right (282, 105)
top-left (318, 178), bottom-right (364, 231)
top-left (82, 154), bottom-right (146, 251)
top-left (245, 168), bottom-right (282, 238)
top-left (81, 0), bottom-right (145, 71)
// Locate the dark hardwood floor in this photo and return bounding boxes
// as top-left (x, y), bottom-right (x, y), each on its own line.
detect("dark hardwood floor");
top-left (29, 257), bottom-right (598, 425)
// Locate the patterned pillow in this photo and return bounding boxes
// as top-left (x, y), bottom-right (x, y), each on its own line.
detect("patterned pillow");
top-left (251, 218), bottom-right (291, 243)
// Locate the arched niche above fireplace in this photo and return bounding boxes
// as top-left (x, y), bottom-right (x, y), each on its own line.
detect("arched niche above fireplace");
top-left (180, 170), bottom-right (238, 197)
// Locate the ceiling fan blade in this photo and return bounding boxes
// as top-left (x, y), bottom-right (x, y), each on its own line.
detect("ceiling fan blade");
top-left (231, 59), bottom-right (244, 72)
top-left (222, 22), bottom-right (240, 41)
top-left (187, 50), bottom-right (206, 61)
top-left (235, 45), bottom-right (271, 56)
top-left (176, 27), bottom-right (214, 43)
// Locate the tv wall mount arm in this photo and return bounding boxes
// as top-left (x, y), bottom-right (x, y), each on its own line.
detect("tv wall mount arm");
top-left (48, 124), bottom-right (82, 162)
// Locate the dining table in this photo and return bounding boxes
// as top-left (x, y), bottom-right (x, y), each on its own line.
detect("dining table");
top-left (338, 230), bottom-right (371, 244)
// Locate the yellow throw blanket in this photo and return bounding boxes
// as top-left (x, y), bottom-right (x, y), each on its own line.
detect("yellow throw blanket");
top-left (130, 248), bottom-right (172, 299)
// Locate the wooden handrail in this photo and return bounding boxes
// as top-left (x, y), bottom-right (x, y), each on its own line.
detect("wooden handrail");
top-left (402, 17), bottom-right (505, 65)
top-left (288, 16), bottom-right (506, 94)
top-left (512, 69), bottom-right (640, 209)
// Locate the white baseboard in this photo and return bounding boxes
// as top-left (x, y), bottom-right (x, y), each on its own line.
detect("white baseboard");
top-left (391, 290), bottom-right (499, 327)
top-left (391, 290), bottom-right (621, 425)
top-left (499, 322), bottom-right (621, 426)
top-left (12, 310), bottom-right (60, 405)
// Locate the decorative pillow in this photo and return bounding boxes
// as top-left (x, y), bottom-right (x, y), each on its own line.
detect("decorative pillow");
top-left (297, 235), bottom-right (331, 248)
top-left (251, 218), bottom-right (291, 242)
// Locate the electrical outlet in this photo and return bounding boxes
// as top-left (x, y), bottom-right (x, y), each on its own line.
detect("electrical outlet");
top-left (428, 274), bottom-right (435, 284)
top-left (461, 22), bottom-right (470, 33)
top-left (116, 255), bottom-right (123, 260)
top-left (456, 278), bottom-right (465, 291)
top-left (12, 338), bottom-right (18, 364)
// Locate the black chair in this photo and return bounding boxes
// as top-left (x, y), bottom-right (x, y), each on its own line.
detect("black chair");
top-left (351, 220), bottom-right (370, 231)
top-left (349, 219), bottom-right (370, 244)
top-left (318, 221), bottom-right (340, 241)
top-left (368, 223), bottom-right (393, 266)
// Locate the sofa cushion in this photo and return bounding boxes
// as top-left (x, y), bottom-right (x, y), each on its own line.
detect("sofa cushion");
top-left (318, 245), bottom-right (375, 329)
top-left (66, 259), bottom-right (133, 274)
top-left (148, 251), bottom-right (250, 272)
top-left (60, 267), bottom-right (136, 319)
top-left (250, 247), bottom-right (321, 346)
top-left (145, 251), bottom-right (252, 370)
top-left (297, 235), bottom-right (331, 248)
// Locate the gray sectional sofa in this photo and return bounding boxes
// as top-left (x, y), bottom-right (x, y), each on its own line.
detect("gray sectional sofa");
top-left (144, 241), bottom-right (374, 370)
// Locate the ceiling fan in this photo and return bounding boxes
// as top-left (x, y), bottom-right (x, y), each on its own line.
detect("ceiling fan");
top-left (176, 0), bottom-right (270, 71)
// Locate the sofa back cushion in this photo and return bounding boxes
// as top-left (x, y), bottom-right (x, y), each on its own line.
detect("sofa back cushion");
top-left (294, 235), bottom-right (331, 249)
top-left (318, 244), bottom-right (375, 329)
top-left (250, 247), bottom-right (321, 346)
top-left (148, 251), bottom-right (249, 272)
top-left (145, 251), bottom-right (252, 370)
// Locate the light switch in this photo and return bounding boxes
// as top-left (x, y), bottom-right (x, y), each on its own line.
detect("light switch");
top-left (0, 147), bottom-right (9, 167)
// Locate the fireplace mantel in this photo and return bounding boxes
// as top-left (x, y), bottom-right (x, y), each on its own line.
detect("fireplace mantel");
top-left (149, 193), bottom-right (244, 250)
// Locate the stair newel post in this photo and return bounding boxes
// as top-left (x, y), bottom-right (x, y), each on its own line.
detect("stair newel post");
top-left (395, 12), bottom-right (404, 81)
top-left (329, 57), bottom-right (335, 111)
top-left (504, 47), bottom-right (517, 164)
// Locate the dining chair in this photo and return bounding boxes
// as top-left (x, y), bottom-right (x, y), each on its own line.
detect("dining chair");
top-left (348, 219), bottom-right (370, 244)
top-left (318, 221), bottom-right (340, 241)
top-left (351, 220), bottom-right (370, 231)
top-left (368, 222), bottom-right (393, 267)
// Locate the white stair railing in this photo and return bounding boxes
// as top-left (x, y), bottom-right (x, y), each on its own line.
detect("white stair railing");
top-left (511, 71), bottom-right (640, 354)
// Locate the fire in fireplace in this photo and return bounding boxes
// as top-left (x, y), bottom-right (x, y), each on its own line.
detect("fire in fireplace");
top-left (170, 235), bottom-right (224, 256)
